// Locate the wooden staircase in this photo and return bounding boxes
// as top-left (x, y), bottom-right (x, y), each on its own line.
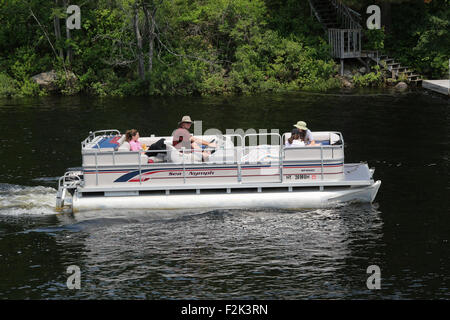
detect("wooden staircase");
top-left (363, 51), bottom-right (423, 85)
top-left (310, 0), bottom-right (341, 29)
top-left (308, 0), bottom-right (423, 85)
top-left (309, 0), bottom-right (362, 30)
top-left (309, 0), bottom-right (362, 75)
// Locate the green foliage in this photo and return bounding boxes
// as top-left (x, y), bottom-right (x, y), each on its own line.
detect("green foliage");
top-left (228, 30), bottom-right (338, 93)
top-left (0, 72), bottom-right (44, 98)
top-left (10, 47), bottom-right (46, 82)
top-left (379, 0), bottom-right (450, 79)
top-left (2, 0), bottom-right (448, 97)
top-left (1, 46), bottom-right (47, 97)
top-left (352, 66), bottom-right (384, 87)
top-left (411, 7), bottom-right (450, 78)
top-left (0, 73), bottom-right (18, 98)
top-left (18, 79), bottom-right (44, 97)
top-left (364, 28), bottom-right (385, 51)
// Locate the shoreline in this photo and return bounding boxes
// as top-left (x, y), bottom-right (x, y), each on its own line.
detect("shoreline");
top-left (0, 89), bottom-right (435, 105)
top-left (0, 81), bottom-right (428, 101)
top-left (1, 63), bottom-right (421, 99)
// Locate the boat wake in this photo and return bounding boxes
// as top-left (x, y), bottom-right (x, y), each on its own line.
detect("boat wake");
top-left (0, 183), bottom-right (57, 216)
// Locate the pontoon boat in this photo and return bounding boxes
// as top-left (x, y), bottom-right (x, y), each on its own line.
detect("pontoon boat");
top-left (56, 130), bottom-right (381, 212)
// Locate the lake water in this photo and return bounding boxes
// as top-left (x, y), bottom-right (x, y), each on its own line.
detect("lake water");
top-left (0, 89), bottom-right (448, 299)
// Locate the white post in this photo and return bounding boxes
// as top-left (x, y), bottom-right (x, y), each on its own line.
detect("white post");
top-left (182, 147), bottom-right (186, 184)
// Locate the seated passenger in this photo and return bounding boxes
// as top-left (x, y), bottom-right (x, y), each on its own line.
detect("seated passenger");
top-left (285, 128), bottom-right (306, 148)
top-left (126, 129), bottom-right (147, 151)
top-left (172, 115), bottom-right (216, 161)
top-left (293, 121), bottom-right (318, 146)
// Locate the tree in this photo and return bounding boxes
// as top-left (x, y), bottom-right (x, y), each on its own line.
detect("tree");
top-left (53, 0), bottom-right (64, 59)
top-left (132, 1), bottom-right (145, 80)
top-left (341, 0), bottom-right (415, 32)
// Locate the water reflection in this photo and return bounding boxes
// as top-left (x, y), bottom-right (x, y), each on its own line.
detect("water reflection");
top-left (41, 205), bottom-right (383, 299)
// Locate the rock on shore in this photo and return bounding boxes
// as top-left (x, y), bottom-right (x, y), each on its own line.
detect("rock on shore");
top-left (395, 81), bottom-right (408, 90)
top-left (31, 70), bottom-right (77, 92)
top-left (31, 70), bottom-right (59, 91)
top-left (336, 75), bottom-right (354, 89)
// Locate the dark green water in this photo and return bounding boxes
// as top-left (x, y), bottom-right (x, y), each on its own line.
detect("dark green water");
top-left (0, 89), bottom-right (448, 299)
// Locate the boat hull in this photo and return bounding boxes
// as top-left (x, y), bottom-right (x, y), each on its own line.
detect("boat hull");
top-left (71, 180), bottom-right (381, 212)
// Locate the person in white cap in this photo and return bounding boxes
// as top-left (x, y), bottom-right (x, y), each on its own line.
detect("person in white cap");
top-left (172, 115), bottom-right (216, 160)
top-left (293, 121), bottom-right (316, 145)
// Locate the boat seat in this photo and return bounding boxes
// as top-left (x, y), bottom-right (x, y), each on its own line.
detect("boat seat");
top-left (115, 136), bottom-right (169, 163)
top-left (166, 143), bottom-right (202, 163)
top-left (148, 155), bottom-right (165, 163)
top-left (118, 141), bottom-right (131, 151)
top-left (283, 132), bottom-right (341, 146)
top-left (117, 134), bottom-right (126, 145)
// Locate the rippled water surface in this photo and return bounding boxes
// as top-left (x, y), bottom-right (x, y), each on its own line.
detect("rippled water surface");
top-left (0, 89), bottom-right (449, 299)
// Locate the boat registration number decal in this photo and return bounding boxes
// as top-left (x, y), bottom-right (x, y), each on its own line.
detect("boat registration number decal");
top-left (286, 174), bottom-right (311, 180)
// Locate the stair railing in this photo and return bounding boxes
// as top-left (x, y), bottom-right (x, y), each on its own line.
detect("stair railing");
top-left (330, 0), bottom-right (362, 29)
top-left (308, 0), bottom-right (327, 31)
top-left (329, 28), bottom-right (361, 59)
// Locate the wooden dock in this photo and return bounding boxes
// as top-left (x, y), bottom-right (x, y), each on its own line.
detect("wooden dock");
top-left (422, 80), bottom-right (450, 96)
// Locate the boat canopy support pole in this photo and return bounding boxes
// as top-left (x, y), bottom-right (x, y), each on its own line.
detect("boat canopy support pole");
top-left (138, 151), bottom-right (142, 185)
top-left (320, 146), bottom-right (324, 180)
top-left (182, 148), bottom-right (186, 184)
top-left (95, 151), bottom-right (98, 186)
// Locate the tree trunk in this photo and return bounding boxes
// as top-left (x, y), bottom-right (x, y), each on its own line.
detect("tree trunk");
top-left (66, 25), bottom-right (73, 64)
top-left (53, 0), bottom-right (64, 59)
top-left (380, 1), bottom-right (392, 33)
top-left (133, 4), bottom-right (145, 80)
top-left (64, 0), bottom-right (73, 64)
top-left (143, 5), bottom-right (156, 73)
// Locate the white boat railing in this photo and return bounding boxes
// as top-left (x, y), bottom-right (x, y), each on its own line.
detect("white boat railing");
top-left (58, 171), bottom-right (82, 189)
top-left (56, 171), bottom-right (83, 208)
top-left (224, 134), bottom-right (242, 182)
top-left (81, 129), bottom-right (121, 150)
top-left (244, 132), bottom-right (283, 182)
top-left (83, 132), bottom-right (345, 186)
top-left (280, 131), bottom-right (345, 181)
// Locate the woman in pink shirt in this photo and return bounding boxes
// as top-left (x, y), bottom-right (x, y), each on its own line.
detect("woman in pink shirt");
top-left (126, 129), bottom-right (143, 151)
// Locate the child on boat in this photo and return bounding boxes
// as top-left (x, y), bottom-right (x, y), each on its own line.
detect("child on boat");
top-left (126, 129), bottom-right (147, 151)
top-left (285, 128), bottom-right (306, 147)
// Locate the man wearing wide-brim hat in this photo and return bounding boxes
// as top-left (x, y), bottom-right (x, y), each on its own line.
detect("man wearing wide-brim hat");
top-left (172, 115), bottom-right (217, 161)
top-left (293, 121), bottom-right (316, 145)
top-left (178, 115), bottom-right (193, 126)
